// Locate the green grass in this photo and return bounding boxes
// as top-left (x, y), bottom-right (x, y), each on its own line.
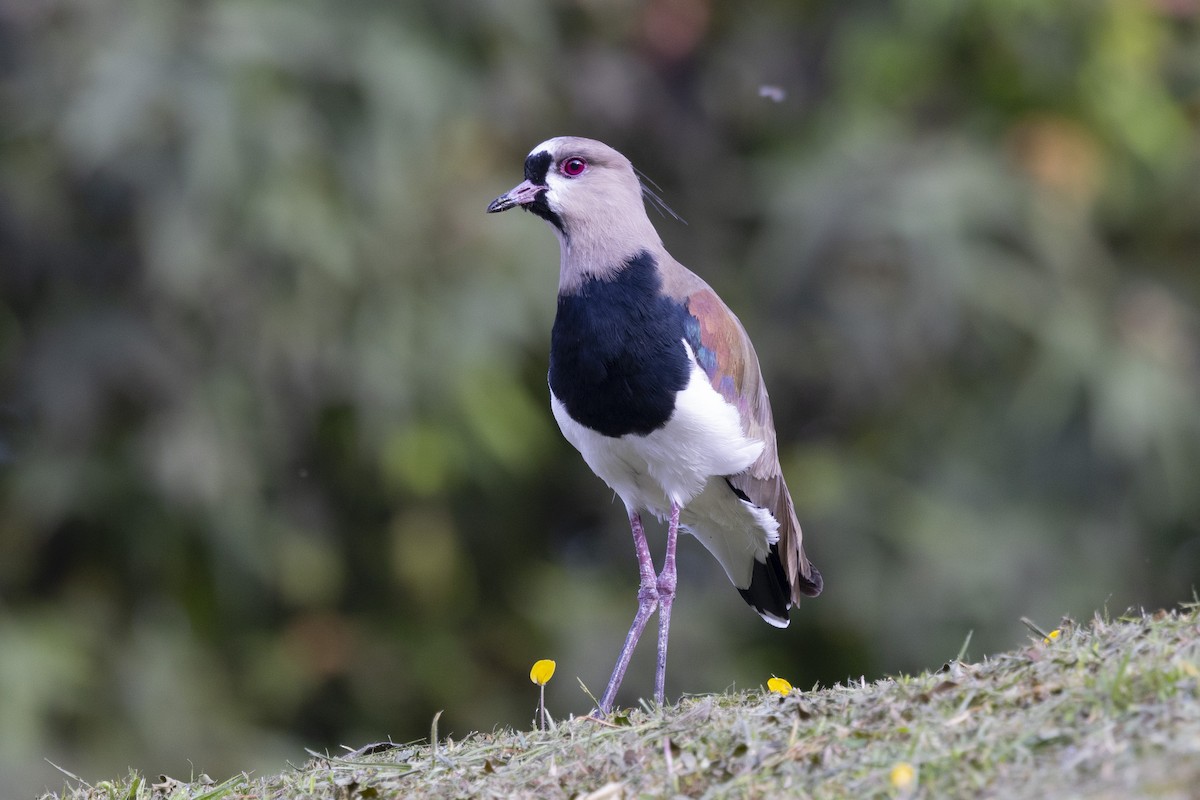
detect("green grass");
top-left (40, 603), bottom-right (1200, 799)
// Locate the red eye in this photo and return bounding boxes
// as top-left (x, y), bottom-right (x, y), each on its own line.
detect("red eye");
top-left (560, 157), bottom-right (587, 177)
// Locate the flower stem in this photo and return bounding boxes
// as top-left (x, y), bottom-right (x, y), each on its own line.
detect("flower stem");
top-left (538, 684), bottom-right (546, 731)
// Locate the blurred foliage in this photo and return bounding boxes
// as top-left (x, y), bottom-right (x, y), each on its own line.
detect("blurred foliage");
top-left (1, 0), bottom-right (1198, 794)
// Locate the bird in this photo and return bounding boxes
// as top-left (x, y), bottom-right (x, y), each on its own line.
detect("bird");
top-left (487, 136), bottom-right (822, 713)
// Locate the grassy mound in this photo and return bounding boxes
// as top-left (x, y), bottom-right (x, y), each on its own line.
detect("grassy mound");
top-left (43, 603), bottom-right (1200, 799)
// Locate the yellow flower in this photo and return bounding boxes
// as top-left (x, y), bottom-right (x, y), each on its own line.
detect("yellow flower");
top-left (530, 659), bottom-right (556, 686)
top-left (1042, 629), bottom-right (1061, 644)
top-left (766, 676), bottom-right (792, 697)
top-left (890, 762), bottom-right (916, 790)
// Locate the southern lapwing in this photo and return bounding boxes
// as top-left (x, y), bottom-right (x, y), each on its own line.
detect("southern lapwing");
top-left (487, 136), bottom-right (822, 712)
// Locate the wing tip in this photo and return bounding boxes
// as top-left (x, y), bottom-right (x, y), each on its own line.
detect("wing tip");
top-left (797, 562), bottom-right (823, 598)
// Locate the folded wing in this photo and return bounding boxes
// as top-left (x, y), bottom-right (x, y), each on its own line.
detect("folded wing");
top-left (684, 288), bottom-right (823, 602)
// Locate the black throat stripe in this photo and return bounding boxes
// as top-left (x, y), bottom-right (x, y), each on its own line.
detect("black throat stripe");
top-left (524, 151), bottom-right (552, 183)
top-left (522, 150), bottom-right (563, 232)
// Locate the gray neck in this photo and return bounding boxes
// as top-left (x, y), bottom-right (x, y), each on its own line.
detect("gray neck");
top-left (554, 215), bottom-right (665, 293)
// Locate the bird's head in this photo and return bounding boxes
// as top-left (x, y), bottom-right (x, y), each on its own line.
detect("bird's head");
top-left (488, 137), bottom-right (666, 279)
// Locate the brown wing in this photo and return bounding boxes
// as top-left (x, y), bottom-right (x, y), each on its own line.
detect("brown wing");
top-left (685, 288), bottom-right (823, 601)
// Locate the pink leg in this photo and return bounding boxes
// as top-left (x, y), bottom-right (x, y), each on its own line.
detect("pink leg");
top-left (654, 502), bottom-right (680, 705)
top-left (598, 511), bottom-right (659, 714)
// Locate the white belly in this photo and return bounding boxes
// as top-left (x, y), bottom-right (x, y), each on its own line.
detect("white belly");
top-left (550, 353), bottom-right (764, 518)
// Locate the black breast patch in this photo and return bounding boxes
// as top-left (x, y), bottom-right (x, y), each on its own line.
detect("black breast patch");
top-left (550, 251), bottom-right (692, 437)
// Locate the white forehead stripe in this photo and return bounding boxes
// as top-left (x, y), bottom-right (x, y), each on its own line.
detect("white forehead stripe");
top-left (530, 138), bottom-right (559, 158)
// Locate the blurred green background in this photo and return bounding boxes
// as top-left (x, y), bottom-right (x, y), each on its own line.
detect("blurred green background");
top-left (2, 0), bottom-right (1198, 794)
